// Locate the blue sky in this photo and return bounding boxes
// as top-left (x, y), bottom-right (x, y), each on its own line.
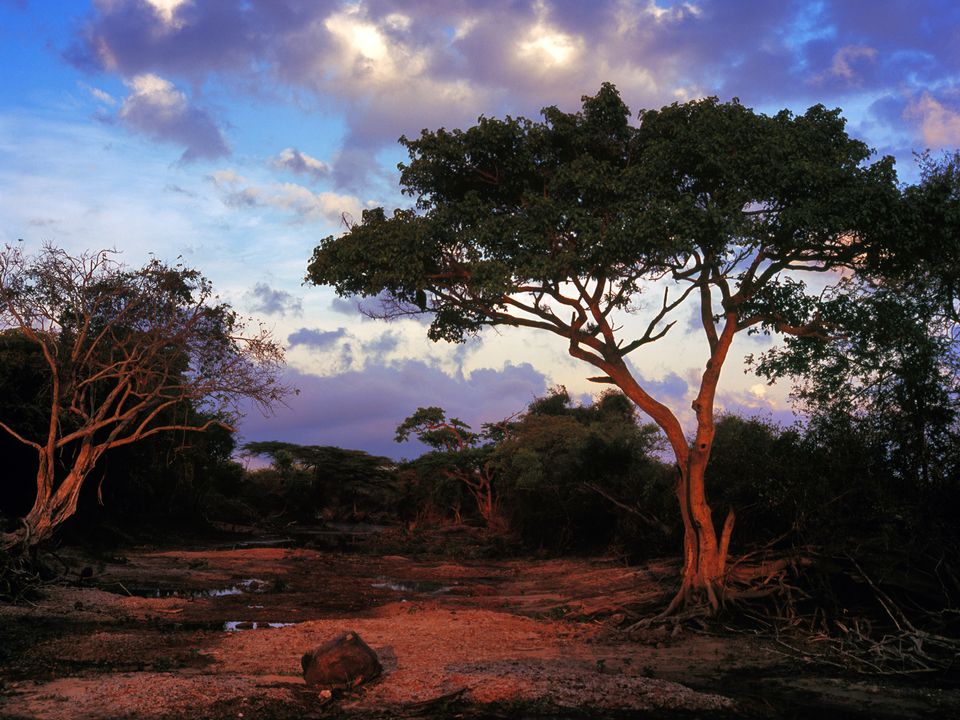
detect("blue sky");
top-left (1, 0), bottom-right (958, 459)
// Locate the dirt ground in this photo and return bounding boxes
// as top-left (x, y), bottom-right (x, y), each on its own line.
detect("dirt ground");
top-left (0, 531), bottom-right (957, 719)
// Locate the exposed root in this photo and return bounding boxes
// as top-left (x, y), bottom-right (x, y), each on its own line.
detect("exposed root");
top-left (789, 555), bottom-right (960, 675)
top-left (0, 549), bottom-right (44, 604)
top-left (724, 549), bottom-right (959, 676)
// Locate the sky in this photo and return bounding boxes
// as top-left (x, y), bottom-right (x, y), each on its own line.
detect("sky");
top-left (1, 0), bottom-right (958, 460)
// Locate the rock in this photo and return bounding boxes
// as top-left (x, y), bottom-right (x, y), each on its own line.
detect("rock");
top-left (301, 631), bottom-right (382, 689)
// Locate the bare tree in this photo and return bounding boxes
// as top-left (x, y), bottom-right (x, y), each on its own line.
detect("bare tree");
top-left (0, 244), bottom-right (289, 550)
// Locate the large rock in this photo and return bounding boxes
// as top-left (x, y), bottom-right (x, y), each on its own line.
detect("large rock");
top-left (301, 631), bottom-right (382, 689)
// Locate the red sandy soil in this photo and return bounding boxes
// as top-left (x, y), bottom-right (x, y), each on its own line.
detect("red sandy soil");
top-left (0, 541), bottom-right (956, 719)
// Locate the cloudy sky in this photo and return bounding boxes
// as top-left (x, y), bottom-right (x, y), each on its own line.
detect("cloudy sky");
top-left (1, 0), bottom-right (958, 459)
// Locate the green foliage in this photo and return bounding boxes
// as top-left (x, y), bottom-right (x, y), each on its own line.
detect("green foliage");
top-left (0, 245), bottom-right (287, 548)
top-left (887, 151), bottom-right (960, 323)
top-left (395, 408), bottom-right (501, 526)
top-left (705, 415), bottom-right (807, 546)
top-left (395, 407), bottom-right (478, 449)
top-left (242, 442), bottom-right (400, 522)
top-left (492, 389), bottom-right (673, 553)
top-left (307, 84), bottom-right (897, 349)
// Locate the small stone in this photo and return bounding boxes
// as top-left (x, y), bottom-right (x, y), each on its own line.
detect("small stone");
top-left (301, 631), bottom-right (382, 690)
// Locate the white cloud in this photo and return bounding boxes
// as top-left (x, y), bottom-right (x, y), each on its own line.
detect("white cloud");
top-left (269, 183), bottom-right (363, 223)
top-left (323, 5), bottom-right (426, 86)
top-left (209, 168), bottom-right (246, 187)
top-left (82, 83), bottom-right (116, 106)
top-left (211, 171), bottom-right (365, 224)
top-left (904, 92), bottom-right (960, 146)
top-left (144, 0), bottom-right (191, 29)
top-left (517, 2), bottom-right (582, 70)
top-left (749, 383), bottom-right (768, 399)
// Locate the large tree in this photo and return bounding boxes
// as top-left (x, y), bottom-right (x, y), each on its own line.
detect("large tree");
top-left (306, 84), bottom-right (899, 613)
top-left (0, 244), bottom-right (288, 550)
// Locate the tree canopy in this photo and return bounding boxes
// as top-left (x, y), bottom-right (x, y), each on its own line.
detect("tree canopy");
top-left (0, 244), bottom-right (288, 550)
top-left (307, 84), bottom-right (902, 612)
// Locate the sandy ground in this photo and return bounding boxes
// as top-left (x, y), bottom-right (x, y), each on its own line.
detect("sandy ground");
top-left (0, 541), bottom-right (957, 719)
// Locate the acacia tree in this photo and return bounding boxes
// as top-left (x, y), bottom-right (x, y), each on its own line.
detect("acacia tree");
top-left (307, 85), bottom-right (898, 612)
top-left (0, 244), bottom-right (288, 551)
top-left (395, 407), bottom-right (503, 528)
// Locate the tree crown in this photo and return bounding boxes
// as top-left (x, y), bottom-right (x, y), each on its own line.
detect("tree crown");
top-left (308, 83), bottom-right (898, 352)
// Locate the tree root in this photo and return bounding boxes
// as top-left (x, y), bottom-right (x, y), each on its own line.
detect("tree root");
top-left (726, 550), bottom-right (958, 676)
top-left (623, 550), bottom-right (811, 629)
top-left (0, 549), bottom-right (44, 605)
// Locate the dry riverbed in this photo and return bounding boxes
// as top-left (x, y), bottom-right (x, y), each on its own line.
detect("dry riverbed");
top-left (0, 533), bottom-right (956, 719)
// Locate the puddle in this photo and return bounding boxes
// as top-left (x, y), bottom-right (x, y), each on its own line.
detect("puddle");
top-left (146, 578), bottom-right (273, 599)
top-left (229, 537), bottom-right (296, 549)
top-left (223, 621), bottom-right (297, 632)
top-left (371, 579), bottom-right (452, 594)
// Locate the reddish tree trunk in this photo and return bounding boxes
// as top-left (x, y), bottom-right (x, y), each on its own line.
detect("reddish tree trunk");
top-left (2, 443), bottom-right (97, 552)
top-left (601, 313), bottom-right (739, 615)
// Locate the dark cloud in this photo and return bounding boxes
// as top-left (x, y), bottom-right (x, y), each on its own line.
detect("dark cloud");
top-left (330, 147), bottom-right (392, 196)
top-left (237, 360), bottom-right (549, 459)
top-left (271, 147), bottom-right (330, 182)
top-left (363, 331), bottom-right (400, 360)
top-left (339, 342), bottom-right (356, 370)
top-left (118, 74), bottom-right (229, 162)
top-left (625, 366), bottom-right (690, 405)
top-left (246, 282), bottom-right (303, 317)
top-left (330, 296), bottom-right (359, 316)
top-left (287, 326), bottom-right (347, 349)
top-left (66, 0), bottom-right (279, 79)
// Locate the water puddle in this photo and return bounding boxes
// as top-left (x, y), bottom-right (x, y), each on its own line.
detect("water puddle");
top-left (147, 578), bottom-right (273, 599)
top-left (223, 621), bottom-right (297, 632)
top-left (229, 537), bottom-right (296, 549)
top-left (371, 578), bottom-right (452, 594)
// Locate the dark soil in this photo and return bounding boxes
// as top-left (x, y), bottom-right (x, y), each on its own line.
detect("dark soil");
top-left (0, 525), bottom-right (957, 719)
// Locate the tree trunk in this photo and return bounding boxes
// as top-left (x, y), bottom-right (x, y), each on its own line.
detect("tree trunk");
top-left (664, 455), bottom-right (734, 614)
top-left (604, 313), bottom-right (739, 616)
top-left (1, 444), bottom-right (97, 553)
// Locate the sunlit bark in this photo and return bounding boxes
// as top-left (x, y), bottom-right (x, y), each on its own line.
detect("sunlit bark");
top-left (0, 244), bottom-right (287, 552)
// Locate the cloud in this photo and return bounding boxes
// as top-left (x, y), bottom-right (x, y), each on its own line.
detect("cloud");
top-left (163, 183), bottom-right (195, 196)
top-left (271, 147), bottom-right (330, 181)
top-left (815, 45), bottom-right (877, 84)
top-left (363, 330), bottom-right (400, 360)
top-left (237, 360), bottom-right (550, 459)
top-left (330, 296), bottom-right (359, 316)
top-left (629, 368), bottom-right (689, 405)
top-left (70, 0), bottom-right (960, 182)
top-left (246, 282), bottom-right (303, 317)
top-left (118, 73), bottom-right (229, 162)
top-left (143, 0), bottom-right (190, 29)
top-left (210, 170), bottom-right (363, 223)
top-left (327, 291), bottom-right (431, 325)
top-left (904, 92), bottom-right (960, 146)
top-left (287, 326), bottom-right (348, 349)
top-left (81, 82), bottom-right (117, 105)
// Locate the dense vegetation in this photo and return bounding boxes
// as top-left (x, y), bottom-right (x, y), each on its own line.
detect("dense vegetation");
top-left (0, 89), bottom-right (957, 644)
top-left (306, 84), bottom-right (912, 611)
